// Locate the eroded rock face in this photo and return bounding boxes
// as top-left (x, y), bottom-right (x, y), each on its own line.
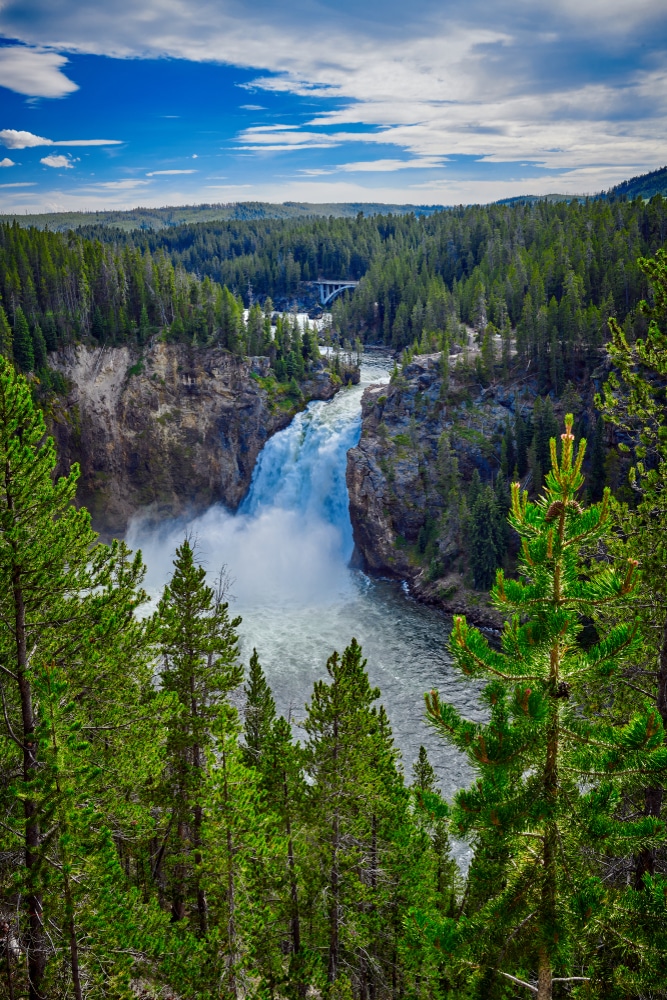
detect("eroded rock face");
top-left (50, 342), bottom-right (339, 538)
top-left (346, 353), bottom-right (533, 625)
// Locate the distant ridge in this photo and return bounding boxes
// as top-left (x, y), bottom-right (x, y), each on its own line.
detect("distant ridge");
top-left (2, 165), bottom-right (666, 232)
top-left (494, 165), bottom-right (667, 207)
top-left (0, 200), bottom-right (444, 233)
top-left (605, 165), bottom-right (667, 201)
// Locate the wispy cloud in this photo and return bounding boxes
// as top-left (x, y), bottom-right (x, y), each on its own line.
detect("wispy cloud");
top-left (146, 169), bottom-right (197, 176)
top-left (0, 129), bottom-right (122, 149)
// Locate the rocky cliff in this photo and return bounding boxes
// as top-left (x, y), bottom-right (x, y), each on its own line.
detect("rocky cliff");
top-left (50, 342), bottom-right (340, 538)
top-left (346, 353), bottom-right (545, 625)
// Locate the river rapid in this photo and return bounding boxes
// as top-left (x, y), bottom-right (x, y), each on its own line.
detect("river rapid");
top-left (127, 351), bottom-right (483, 800)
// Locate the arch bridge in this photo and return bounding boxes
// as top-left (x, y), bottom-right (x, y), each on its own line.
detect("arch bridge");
top-left (311, 279), bottom-right (359, 307)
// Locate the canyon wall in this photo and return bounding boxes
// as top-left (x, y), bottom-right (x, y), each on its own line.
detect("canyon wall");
top-left (346, 353), bottom-right (540, 624)
top-left (50, 342), bottom-right (339, 538)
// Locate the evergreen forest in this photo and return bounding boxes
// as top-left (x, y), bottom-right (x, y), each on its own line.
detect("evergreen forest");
top-left (0, 192), bottom-right (666, 997)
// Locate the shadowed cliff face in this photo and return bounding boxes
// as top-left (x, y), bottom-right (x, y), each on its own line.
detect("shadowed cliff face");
top-left (50, 342), bottom-right (340, 538)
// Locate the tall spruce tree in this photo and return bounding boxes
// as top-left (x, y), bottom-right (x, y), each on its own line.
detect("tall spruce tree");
top-left (158, 541), bottom-right (243, 932)
top-left (425, 416), bottom-right (666, 999)
top-left (12, 307), bottom-right (34, 372)
top-left (242, 647), bottom-right (276, 769)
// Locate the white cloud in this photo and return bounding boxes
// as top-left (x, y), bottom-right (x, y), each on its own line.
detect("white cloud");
top-left (0, 158), bottom-right (15, 167)
top-left (81, 179), bottom-right (151, 190)
top-left (0, 0), bottom-right (665, 201)
top-left (41, 154), bottom-right (75, 168)
top-left (0, 181), bottom-right (36, 188)
top-left (0, 128), bottom-right (122, 149)
top-left (54, 138), bottom-right (124, 146)
top-left (0, 129), bottom-right (52, 149)
top-left (0, 46), bottom-right (77, 98)
top-left (146, 169), bottom-right (197, 175)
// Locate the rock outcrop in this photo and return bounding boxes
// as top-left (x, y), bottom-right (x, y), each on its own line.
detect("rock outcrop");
top-left (50, 342), bottom-right (340, 538)
top-left (346, 353), bottom-right (538, 626)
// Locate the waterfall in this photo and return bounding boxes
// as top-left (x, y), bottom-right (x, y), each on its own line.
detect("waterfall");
top-left (240, 394), bottom-right (363, 559)
top-left (129, 378), bottom-right (375, 609)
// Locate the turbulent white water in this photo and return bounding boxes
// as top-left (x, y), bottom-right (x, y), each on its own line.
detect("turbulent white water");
top-left (128, 351), bottom-right (483, 799)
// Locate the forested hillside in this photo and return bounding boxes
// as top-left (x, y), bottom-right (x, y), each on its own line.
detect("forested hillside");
top-left (0, 249), bottom-right (666, 998)
top-left (4, 194), bottom-right (667, 392)
top-left (0, 201), bottom-right (443, 234)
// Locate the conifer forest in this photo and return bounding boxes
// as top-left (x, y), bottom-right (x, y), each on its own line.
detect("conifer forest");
top-left (0, 191), bottom-right (667, 1000)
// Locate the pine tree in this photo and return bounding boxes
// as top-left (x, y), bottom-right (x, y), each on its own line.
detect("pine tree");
top-left (139, 303), bottom-right (150, 343)
top-left (303, 639), bottom-right (382, 985)
top-left (426, 416), bottom-right (666, 999)
top-left (31, 323), bottom-right (47, 371)
top-left (12, 306), bottom-right (34, 371)
top-left (593, 248), bottom-right (667, 973)
top-left (515, 412), bottom-right (529, 478)
top-left (0, 304), bottom-right (12, 359)
top-left (158, 540), bottom-right (243, 931)
top-left (259, 715), bottom-right (309, 993)
top-left (469, 486), bottom-right (500, 590)
top-left (242, 647), bottom-right (276, 768)
top-left (199, 702), bottom-right (276, 999)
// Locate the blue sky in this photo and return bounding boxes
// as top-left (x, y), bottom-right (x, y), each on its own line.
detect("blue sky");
top-left (0, 0), bottom-right (666, 212)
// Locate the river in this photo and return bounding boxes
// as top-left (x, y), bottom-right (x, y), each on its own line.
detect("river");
top-left (127, 350), bottom-right (483, 801)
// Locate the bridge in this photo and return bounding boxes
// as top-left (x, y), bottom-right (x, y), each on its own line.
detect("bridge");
top-left (310, 279), bottom-right (359, 307)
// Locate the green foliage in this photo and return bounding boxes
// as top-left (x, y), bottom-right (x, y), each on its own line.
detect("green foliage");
top-left (157, 541), bottom-right (243, 929)
top-left (242, 647), bottom-right (276, 768)
top-left (12, 305), bottom-right (34, 371)
top-left (0, 357), bottom-right (166, 999)
top-left (426, 415), bottom-right (667, 997)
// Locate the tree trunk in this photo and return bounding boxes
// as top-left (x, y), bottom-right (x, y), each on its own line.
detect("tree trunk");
top-left (287, 833), bottom-right (301, 956)
top-left (368, 813), bottom-right (378, 1000)
top-left (171, 819), bottom-right (187, 922)
top-left (222, 755), bottom-right (238, 1000)
top-left (328, 714), bottom-right (340, 984)
top-left (193, 797), bottom-right (208, 935)
top-left (657, 610), bottom-right (667, 728)
top-left (65, 880), bottom-right (83, 1000)
top-left (14, 567), bottom-right (45, 1000)
top-left (537, 945), bottom-right (552, 1000)
top-left (634, 785), bottom-right (663, 888)
top-left (226, 824), bottom-right (237, 999)
top-left (328, 811), bottom-right (340, 983)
